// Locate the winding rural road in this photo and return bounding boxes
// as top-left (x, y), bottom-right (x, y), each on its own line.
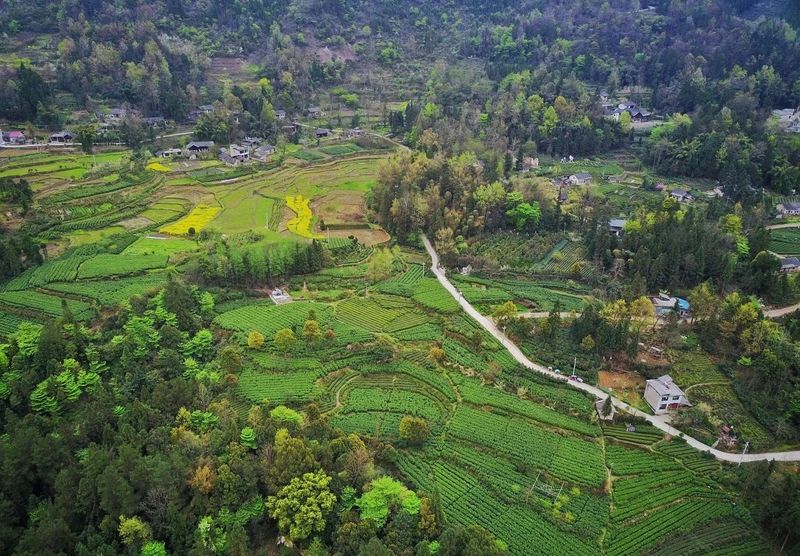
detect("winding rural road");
top-left (421, 235), bottom-right (800, 463)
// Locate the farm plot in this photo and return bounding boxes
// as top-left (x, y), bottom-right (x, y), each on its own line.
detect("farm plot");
top-left (656, 440), bottom-right (720, 473)
top-left (411, 278), bottom-right (460, 313)
top-left (606, 497), bottom-right (741, 556)
top-left (40, 173), bottom-right (145, 205)
top-left (605, 444), bottom-right (682, 474)
top-left (160, 204), bottom-right (220, 236)
top-left (0, 311), bottom-right (38, 336)
top-left (44, 273), bottom-right (170, 305)
top-left (445, 406), bottom-right (606, 486)
top-left (0, 290), bottom-right (93, 321)
top-left (77, 253), bottom-right (169, 279)
top-left (769, 227), bottom-right (800, 255)
top-left (670, 351), bottom-right (728, 386)
top-left (215, 301), bottom-right (334, 337)
top-left (334, 297), bottom-right (431, 334)
top-left (313, 190), bottom-right (368, 226)
top-left (647, 518), bottom-right (769, 556)
top-left (285, 194), bottom-right (322, 239)
top-left (532, 241), bottom-right (596, 279)
top-left (373, 265), bottom-right (425, 296)
top-left (140, 199), bottom-right (189, 226)
top-left (340, 386), bottom-right (444, 423)
top-left (450, 274), bottom-right (590, 311)
top-left (602, 424), bottom-right (663, 445)
top-left (0, 255), bottom-right (86, 290)
top-left (318, 143), bottom-right (362, 156)
top-left (238, 368), bottom-right (324, 405)
top-left (290, 150), bottom-right (327, 162)
top-left (122, 236), bottom-right (198, 256)
top-left (213, 192), bottom-right (281, 235)
top-left (394, 452), bottom-right (600, 556)
top-left (454, 376), bottom-right (598, 436)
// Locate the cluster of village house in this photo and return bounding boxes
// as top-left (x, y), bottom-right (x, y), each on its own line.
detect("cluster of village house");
top-left (0, 103), bottom-right (342, 149)
top-left (153, 127), bottom-right (364, 167)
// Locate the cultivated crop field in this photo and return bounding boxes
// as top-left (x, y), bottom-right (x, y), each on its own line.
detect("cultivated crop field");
top-left (0, 148), bottom-right (772, 556)
top-left (160, 204), bottom-right (220, 236)
top-left (769, 227), bottom-right (800, 255)
top-left (207, 258), bottom-right (769, 556)
top-left (451, 273), bottom-right (591, 312)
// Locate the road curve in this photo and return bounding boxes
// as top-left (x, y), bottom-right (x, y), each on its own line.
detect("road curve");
top-left (764, 302), bottom-right (800, 318)
top-left (421, 235), bottom-right (800, 463)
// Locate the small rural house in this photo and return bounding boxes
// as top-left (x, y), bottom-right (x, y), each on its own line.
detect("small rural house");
top-left (241, 137), bottom-right (263, 148)
top-left (155, 148), bottom-right (182, 158)
top-left (780, 257), bottom-right (800, 273)
top-left (143, 116), bottom-right (166, 127)
top-left (609, 218), bottom-right (627, 236)
top-left (219, 144), bottom-right (249, 166)
top-left (307, 106), bottom-right (324, 118)
top-left (777, 202), bottom-right (800, 217)
top-left (669, 188), bottom-right (693, 203)
top-left (315, 128), bottom-right (331, 138)
top-left (275, 110), bottom-right (286, 121)
top-left (186, 141), bottom-right (214, 153)
top-left (569, 173), bottom-right (593, 186)
top-left (1, 130), bottom-right (26, 144)
top-left (219, 151), bottom-right (238, 167)
top-left (49, 131), bottom-right (74, 143)
top-left (644, 375), bottom-right (691, 415)
top-left (253, 144), bottom-right (276, 162)
top-left (610, 101), bottom-right (652, 121)
top-left (106, 107), bottom-right (129, 123)
top-left (346, 127), bottom-right (364, 138)
top-left (705, 186), bottom-right (724, 199)
top-left (651, 293), bottom-right (690, 317)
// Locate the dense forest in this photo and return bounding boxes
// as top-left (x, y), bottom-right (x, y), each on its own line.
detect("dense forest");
top-left (0, 278), bottom-right (509, 555)
top-left (2, 0), bottom-right (800, 190)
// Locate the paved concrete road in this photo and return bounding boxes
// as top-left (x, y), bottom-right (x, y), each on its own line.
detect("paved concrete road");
top-left (422, 235), bottom-right (800, 463)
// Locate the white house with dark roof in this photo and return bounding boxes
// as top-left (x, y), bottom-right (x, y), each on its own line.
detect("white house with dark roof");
top-left (777, 202), bottom-right (800, 217)
top-left (669, 188), bottom-right (693, 203)
top-left (644, 375), bottom-right (691, 415)
top-left (156, 148), bottom-right (183, 158)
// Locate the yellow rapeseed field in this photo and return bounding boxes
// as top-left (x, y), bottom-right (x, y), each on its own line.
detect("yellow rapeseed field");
top-left (285, 195), bottom-right (321, 239)
top-left (160, 205), bottom-right (220, 235)
top-left (146, 162), bottom-right (171, 172)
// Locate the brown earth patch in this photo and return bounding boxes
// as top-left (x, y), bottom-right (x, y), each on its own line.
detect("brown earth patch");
top-left (326, 228), bottom-right (390, 246)
top-left (311, 190), bottom-right (366, 225)
top-left (598, 370), bottom-right (644, 390)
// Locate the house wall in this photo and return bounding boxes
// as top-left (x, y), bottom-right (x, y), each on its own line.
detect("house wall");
top-left (644, 384), bottom-right (669, 415)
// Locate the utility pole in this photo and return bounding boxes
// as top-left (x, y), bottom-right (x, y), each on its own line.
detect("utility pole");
top-left (738, 441), bottom-right (750, 467)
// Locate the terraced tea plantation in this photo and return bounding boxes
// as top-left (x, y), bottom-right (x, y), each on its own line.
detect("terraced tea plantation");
top-left (209, 264), bottom-right (769, 555)
top-left (0, 148), bottom-right (772, 556)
